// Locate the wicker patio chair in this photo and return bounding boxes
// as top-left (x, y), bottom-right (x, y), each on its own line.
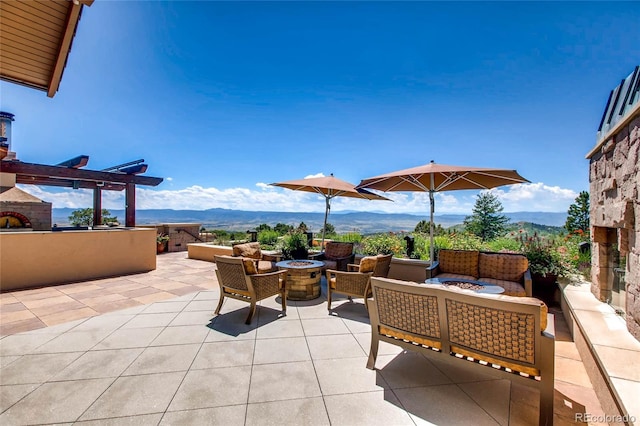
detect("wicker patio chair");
top-left (326, 268), bottom-right (374, 312)
top-left (348, 253), bottom-right (392, 278)
top-left (309, 241), bottom-right (355, 271)
top-left (214, 255), bottom-right (287, 324)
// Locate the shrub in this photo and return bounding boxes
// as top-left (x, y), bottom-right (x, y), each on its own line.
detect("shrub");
top-left (559, 230), bottom-right (590, 279)
top-left (280, 230), bottom-right (309, 260)
top-left (485, 237), bottom-right (520, 253)
top-left (258, 229), bottom-right (279, 247)
top-left (274, 223), bottom-right (293, 235)
top-left (334, 232), bottom-right (363, 244)
top-left (447, 232), bottom-right (484, 251)
top-left (357, 233), bottom-right (405, 257)
top-left (517, 233), bottom-right (570, 278)
top-left (413, 234), bottom-right (451, 261)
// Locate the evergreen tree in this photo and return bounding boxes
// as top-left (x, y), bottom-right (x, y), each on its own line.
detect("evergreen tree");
top-left (414, 220), bottom-right (444, 235)
top-left (274, 223), bottom-right (293, 235)
top-left (565, 191), bottom-right (590, 233)
top-left (320, 223), bottom-right (335, 236)
top-left (463, 192), bottom-right (509, 241)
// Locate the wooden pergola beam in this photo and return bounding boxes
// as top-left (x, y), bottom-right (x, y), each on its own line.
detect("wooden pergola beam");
top-left (125, 183), bottom-right (136, 227)
top-left (57, 155), bottom-right (90, 169)
top-left (1, 161), bottom-right (163, 186)
top-left (15, 176), bottom-right (126, 191)
top-left (93, 188), bottom-right (102, 226)
top-left (4, 157), bottom-right (161, 227)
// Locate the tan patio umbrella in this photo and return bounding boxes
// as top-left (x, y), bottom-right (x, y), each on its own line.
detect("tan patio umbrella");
top-left (270, 174), bottom-right (391, 248)
top-left (356, 160), bottom-right (529, 263)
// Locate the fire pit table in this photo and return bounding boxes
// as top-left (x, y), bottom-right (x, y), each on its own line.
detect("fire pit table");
top-left (276, 259), bottom-right (325, 300)
top-left (424, 277), bottom-right (505, 294)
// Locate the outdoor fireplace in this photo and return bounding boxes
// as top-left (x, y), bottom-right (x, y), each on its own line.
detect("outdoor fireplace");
top-left (587, 65), bottom-right (640, 341)
top-left (0, 211), bottom-right (32, 229)
top-left (0, 187), bottom-right (51, 231)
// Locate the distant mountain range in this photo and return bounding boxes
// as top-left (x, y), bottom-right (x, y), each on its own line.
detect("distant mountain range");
top-left (52, 208), bottom-right (568, 234)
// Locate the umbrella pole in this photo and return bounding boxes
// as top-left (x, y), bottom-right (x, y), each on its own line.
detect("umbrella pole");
top-left (429, 190), bottom-right (435, 264)
top-left (321, 197), bottom-right (330, 251)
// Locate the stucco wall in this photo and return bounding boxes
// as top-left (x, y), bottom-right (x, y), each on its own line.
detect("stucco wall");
top-left (188, 243), bottom-right (232, 261)
top-left (589, 113), bottom-right (639, 340)
top-left (0, 227), bottom-right (156, 291)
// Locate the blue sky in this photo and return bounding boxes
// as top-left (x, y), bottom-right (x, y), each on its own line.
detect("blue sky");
top-left (2, 1), bottom-right (638, 215)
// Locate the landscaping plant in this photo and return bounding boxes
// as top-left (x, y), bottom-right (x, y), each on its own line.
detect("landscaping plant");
top-left (517, 232), bottom-right (569, 278)
top-left (357, 232), bottom-right (405, 257)
top-left (258, 229), bottom-right (279, 247)
top-left (280, 230), bottom-right (309, 260)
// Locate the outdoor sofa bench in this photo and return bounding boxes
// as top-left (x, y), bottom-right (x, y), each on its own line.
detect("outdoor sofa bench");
top-left (426, 249), bottom-right (532, 297)
top-left (367, 277), bottom-right (555, 426)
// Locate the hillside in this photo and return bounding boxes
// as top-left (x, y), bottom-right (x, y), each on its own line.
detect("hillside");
top-left (52, 208), bottom-right (568, 235)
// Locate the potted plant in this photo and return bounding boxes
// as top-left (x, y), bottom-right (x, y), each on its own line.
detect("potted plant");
top-left (157, 233), bottom-right (170, 253)
top-left (518, 233), bottom-right (567, 285)
top-left (281, 230), bottom-right (309, 260)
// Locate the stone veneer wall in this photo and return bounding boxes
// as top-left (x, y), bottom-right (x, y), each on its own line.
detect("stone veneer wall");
top-left (149, 223), bottom-right (202, 252)
top-left (589, 112), bottom-right (639, 340)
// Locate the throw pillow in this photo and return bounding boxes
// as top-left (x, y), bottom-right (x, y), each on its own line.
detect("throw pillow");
top-left (233, 242), bottom-right (262, 260)
top-left (359, 256), bottom-right (378, 273)
top-left (241, 258), bottom-right (258, 275)
top-left (479, 253), bottom-right (528, 282)
top-left (438, 250), bottom-right (479, 278)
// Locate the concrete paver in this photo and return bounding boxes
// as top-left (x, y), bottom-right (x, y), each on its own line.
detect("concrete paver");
top-left (0, 252), bottom-right (606, 424)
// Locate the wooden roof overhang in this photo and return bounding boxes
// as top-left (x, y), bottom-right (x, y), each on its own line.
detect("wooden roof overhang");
top-left (1, 159), bottom-right (163, 227)
top-left (0, 0), bottom-right (94, 97)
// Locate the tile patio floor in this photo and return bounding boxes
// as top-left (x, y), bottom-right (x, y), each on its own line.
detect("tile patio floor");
top-left (0, 252), bottom-right (606, 425)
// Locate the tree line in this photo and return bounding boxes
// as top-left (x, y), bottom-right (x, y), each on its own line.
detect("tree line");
top-left (67, 190), bottom-right (590, 240)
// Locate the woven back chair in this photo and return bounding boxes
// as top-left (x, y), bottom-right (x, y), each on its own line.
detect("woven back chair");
top-left (309, 241), bottom-right (355, 271)
top-left (214, 255), bottom-right (287, 324)
top-left (325, 268), bottom-right (374, 312)
top-left (372, 254), bottom-right (392, 277)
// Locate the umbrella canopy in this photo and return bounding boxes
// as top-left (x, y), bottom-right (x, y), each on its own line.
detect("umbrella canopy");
top-left (270, 174), bottom-right (391, 248)
top-left (356, 161), bottom-right (529, 262)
